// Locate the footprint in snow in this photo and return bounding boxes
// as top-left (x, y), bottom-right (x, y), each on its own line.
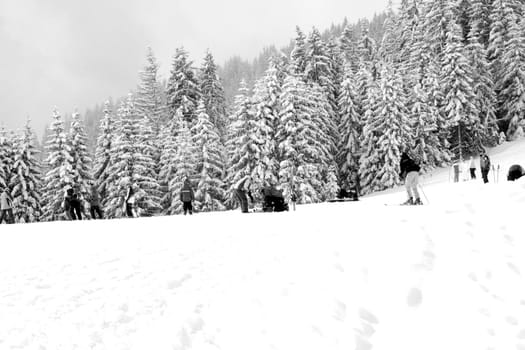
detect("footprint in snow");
top-left (517, 329), bottom-right (525, 339)
top-left (506, 316), bottom-right (519, 326)
top-left (168, 274), bottom-right (192, 289)
top-left (508, 262), bottom-right (521, 276)
top-left (406, 287), bottom-right (423, 307)
top-left (333, 300), bottom-right (346, 321)
top-left (358, 308), bottom-right (379, 324)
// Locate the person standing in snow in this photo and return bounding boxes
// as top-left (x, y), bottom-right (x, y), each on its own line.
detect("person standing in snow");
top-left (480, 151), bottom-right (491, 184)
top-left (399, 152), bottom-right (422, 205)
top-left (123, 186), bottom-right (137, 218)
top-left (62, 188), bottom-right (75, 220)
top-left (234, 175), bottom-right (253, 213)
top-left (469, 156), bottom-right (476, 180)
top-left (180, 178), bottom-right (195, 215)
top-left (89, 185), bottom-right (103, 219)
top-left (70, 193), bottom-right (83, 220)
top-left (0, 188), bottom-right (14, 224)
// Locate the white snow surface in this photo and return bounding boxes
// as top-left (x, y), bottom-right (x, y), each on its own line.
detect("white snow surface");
top-left (2, 141), bottom-right (525, 350)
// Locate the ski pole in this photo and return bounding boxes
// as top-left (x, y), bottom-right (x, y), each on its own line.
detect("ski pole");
top-left (418, 183), bottom-right (429, 204)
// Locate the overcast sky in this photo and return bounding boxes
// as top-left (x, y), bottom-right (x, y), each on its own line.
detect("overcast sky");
top-left (0, 0), bottom-right (389, 136)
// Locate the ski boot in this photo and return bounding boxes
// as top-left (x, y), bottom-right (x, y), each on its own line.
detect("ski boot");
top-left (413, 198), bottom-right (423, 205)
top-left (401, 197), bottom-right (414, 205)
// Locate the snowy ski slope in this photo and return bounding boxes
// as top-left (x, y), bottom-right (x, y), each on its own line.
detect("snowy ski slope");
top-left (0, 140), bottom-right (525, 350)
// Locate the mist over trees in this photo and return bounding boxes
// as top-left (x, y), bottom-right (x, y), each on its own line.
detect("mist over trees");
top-left (3, 0), bottom-right (525, 222)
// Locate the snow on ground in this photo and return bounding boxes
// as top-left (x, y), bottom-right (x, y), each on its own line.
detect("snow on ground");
top-left (1, 140), bottom-right (525, 350)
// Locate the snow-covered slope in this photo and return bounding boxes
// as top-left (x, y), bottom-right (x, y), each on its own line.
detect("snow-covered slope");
top-left (1, 141), bottom-right (525, 350)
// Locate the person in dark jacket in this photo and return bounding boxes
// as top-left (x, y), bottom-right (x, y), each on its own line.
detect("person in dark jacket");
top-left (399, 152), bottom-right (422, 205)
top-left (233, 176), bottom-right (252, 213)
top-left (479, 151), bottom-right (491, 184)
top-left (89, 185), bottom-right (103, 219)
top-left (70, 193), bottom-right (83, 220)
top-left (63, 188), bottom-right (75, 220)
top-left (507, 164), bottom-right (524, 181)
top-left (0, 188), bottom-right (14, 224)
top-left (180, 178), bottom-right (195, 215)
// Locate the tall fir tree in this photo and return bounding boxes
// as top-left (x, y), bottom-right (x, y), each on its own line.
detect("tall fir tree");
top-left (337, 67), bottom-right (362, 190)
top-left (226, 81), bottom-right (259, 205)
top-left (10, 120), bottom-right (42, 223)
top-left (499, 14), bottom-right (525, 140)
top-left (467, 0), bottom-right (500, 145)
top-left (191, 100), bottom-right (226, 212)
top-left (166, 118), bottom-right (197, 215)
top-left (199, 50), bottom-right (227, 137)
top-left (277, 75), bottom-right (326, 203)
top-left (166, 47), bottom-right (201, 124)
top-left (94, 101), bottom-right (115, 201)
top-left (42, 109), bottom-right (74, 221)
top-left (359, 65), bottom-right (412, 193)
top-left (290, 26), bottom-right (308, 78)
top-left (441, 14), bottom-right (481, 159)
top-left (339, 24), bottom-right (359, 73)
top-left (69, 111), bottom-right (92, 196)
top-left (104, 95), bottom-right (161, 218)
top-left (251, 59), bottom-right (282, 192)
top-left (135, 47), bottom-right (167, 135)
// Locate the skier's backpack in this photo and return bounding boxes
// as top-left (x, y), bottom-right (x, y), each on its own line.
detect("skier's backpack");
top-left (181, 189), bottom-right (193, 202)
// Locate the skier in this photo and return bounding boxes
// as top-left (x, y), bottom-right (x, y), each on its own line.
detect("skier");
top-left (234, 175), bottom-right (252, 213)
top-left (399, 152), bottom-right (422, 205)
top-left (123, 186), bottom-right (137, 218)
top-left (63, 188), bottom-right (75, 220)
top-left (0, 188), bottom-right (14, 224)
top-left (479, 151), bottom-right (491, 184)
top-left (70, 193), bottom-right (83, 220)
top-left (469, 156), bottom-right (476, 180)
top-left (507, 164), bottom-right (524, 181)
top-left (89, 185), bottom-right (103, 219)
top-left (180, 178), bottom-right (195, 215)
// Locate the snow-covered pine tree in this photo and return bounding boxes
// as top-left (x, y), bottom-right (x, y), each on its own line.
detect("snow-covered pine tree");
top-left (166, 47), bottom-right (201, 124)
top-left (10, 119), bottom-right (42, 223)
top-left (499, 14), bottom-right (525, 140)
top-left (104, 95), bottom-right (160, 218)
top-left (339, 24), bottom-right (359, 73)
top-left (251, 58), bottom-right (282, 193)
top-left (166, 118), bottom-right (197, 215)
top-left (191, 100), bottom-right (226, 212)
top-left (135, 47), bottom-right (167, 136)
top-left (467, 0), bottom-right (500, 146)
top-left (199, 50), bottom-right (227, 137)
top-left (357, 22), bottom-right (377, 68)
top-left (136, 115), bottom-right (162, 215)
top-left (441, 12), bottom-right (481, 159)
top-left (337, 66), bottom-right (362, 191)
top-left (423, 0), bottom-right (449, 59)
top-left (410, 83), bottom-right (443, 170)
top-left (305, 27), bottom-right (338, 113)
top-left (360, 65), bottom-right (412, 193)
top-left (69, 111), bottom-right (92, 196)
top-left (226, 81), bottom-right (259, 206)
top-left (41, 109), bottom-right (74, 221)
top-left (290, 26), bottom-right (308, 78)
top-left (158, 111), bottom-right (180, 213)
top-left (378, 0), bottom-right (400, 64)
top-left (94, 101), bottom-right (115, 201)
top-left (308, 83), bottom-right (340, 200)
top-left (0, 125), bottom-right (10, 191)
top-left (277, 75), bottom-right (325, 203)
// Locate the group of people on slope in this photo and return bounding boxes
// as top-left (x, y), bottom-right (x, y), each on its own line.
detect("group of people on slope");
top-left (63, 185), bottom-right (104, 220)
top-left (233, 175), bottom-right (289, 213)
top-left (459, 151), bottom-right (492, 183)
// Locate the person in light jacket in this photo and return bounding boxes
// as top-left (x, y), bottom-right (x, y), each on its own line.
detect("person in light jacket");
top-left (0, 188), bottom-right (14, 224)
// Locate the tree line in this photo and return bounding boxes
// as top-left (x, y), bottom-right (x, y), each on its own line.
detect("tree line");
top-left (1, 0), bottom-right (524, 223)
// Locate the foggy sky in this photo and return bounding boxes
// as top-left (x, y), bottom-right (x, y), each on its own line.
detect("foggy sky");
top-left (0, 0), bottom-right (389, 136)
